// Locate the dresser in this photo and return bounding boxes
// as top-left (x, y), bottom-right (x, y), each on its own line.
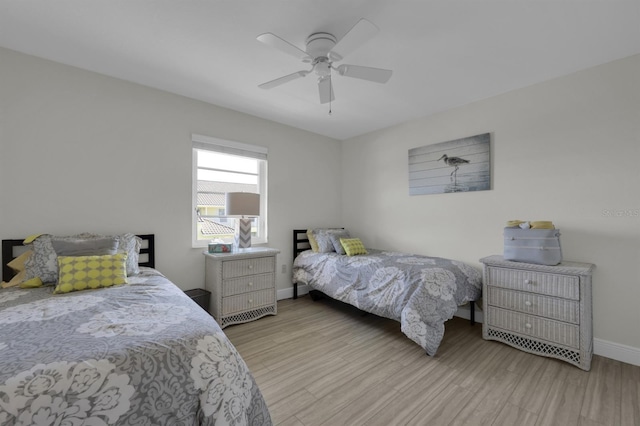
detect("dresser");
top-left (204, 247), bottom-right (280, 328)
top-left (480, 255), bottom-right (595, 370)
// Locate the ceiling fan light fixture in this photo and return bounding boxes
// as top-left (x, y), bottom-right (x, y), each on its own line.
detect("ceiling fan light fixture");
top-left (314, 60), bottom-right (331, 78)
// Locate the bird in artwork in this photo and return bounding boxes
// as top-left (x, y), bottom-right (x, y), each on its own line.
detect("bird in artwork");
top-left (438, 154), bottom-right (470, 181)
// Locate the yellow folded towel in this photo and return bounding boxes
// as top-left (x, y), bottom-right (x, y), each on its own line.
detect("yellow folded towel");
top-left (530, 221), bottom-right (555, 229)
top-left (506, 220), bottom-right (525, 228)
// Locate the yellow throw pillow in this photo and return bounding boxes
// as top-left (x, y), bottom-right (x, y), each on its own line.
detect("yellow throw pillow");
top-left (7, 250), bottom-right (32, 273)
top-left (54, 253), bottom-right (128, 294)
top-left (2, 270), bottom-right (26, 288)
top-left (307, 229), bottom-right (319, 252)
top-left (340, 238), bottom-right (368, 256)
top-left (19, 277), bottom-right (43, 288)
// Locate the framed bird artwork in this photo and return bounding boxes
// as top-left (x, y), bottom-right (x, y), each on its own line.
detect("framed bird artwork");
top-left (408, 133), bottom-right (491, 195)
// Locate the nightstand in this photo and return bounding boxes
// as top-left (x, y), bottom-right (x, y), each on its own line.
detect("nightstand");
top-left (480, 255), bottom-right (595, 370)
top-left (203, 247), bottom-right (280, 328)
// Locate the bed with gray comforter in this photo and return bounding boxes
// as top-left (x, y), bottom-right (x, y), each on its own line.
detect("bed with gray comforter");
top-left (0, 268), bottom-right (271, 426)
top-left (293, 249), bottom-right (482, 356)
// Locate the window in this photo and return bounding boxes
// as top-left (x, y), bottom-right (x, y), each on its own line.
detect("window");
top-left (192, 134), bottom-right (267, 247)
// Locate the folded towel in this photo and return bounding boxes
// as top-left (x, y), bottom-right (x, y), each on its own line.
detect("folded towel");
top-left (507, 220), bottom-right (555, 229)
top-left (531, 221), bottom-right (554, 229)
top-left (506, 220), bottom-right (525, 228)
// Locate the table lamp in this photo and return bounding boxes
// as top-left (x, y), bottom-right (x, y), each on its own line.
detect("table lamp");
top-left (225, 192), bottom-right (260, 249)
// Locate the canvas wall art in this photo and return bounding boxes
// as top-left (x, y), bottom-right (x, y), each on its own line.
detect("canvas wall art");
top-left (409, 133), bottom-right (491, 195)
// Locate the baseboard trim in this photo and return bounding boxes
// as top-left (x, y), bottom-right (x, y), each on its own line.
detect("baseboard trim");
top-left (277, 284), bottom-right (309, 301)
top-left (594, 338), bottom-right (640, 366)
top-left (278, 287), bottom-right (639, 367)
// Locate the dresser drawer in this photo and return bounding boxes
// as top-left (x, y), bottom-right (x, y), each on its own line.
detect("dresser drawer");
top-left (487, 287), bottom-right (579, 324)
top-left (486, 266), bottom-right (579, 300)
top-left (222, 289), bottom-right (275, 315)
top-left (223, 272), bottom-right (275, 297)
top-left (222, 257), bottom-right (275, 279)
top-left (487, 306), bottom-right (579, 349)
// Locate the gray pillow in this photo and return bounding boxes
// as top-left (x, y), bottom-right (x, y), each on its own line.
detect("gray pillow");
top-left (328, 230), bottom-right (351, 255)
top-left (313, 229), bottom-right (351, 254)
top-left (52, 237), bottom-right (119, 256)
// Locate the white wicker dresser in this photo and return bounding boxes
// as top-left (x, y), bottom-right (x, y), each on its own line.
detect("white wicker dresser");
top-left (204, 247), bottom-right (280, 328)
top-left (480, 255), bottom-right (595, 370)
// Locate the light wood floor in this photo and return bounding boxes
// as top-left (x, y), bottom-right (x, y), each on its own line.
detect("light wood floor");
top-left (224, 296), bottom-right (640, 426)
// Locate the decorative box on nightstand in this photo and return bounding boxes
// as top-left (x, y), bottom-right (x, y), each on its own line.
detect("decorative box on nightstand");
top-left (203, 247), bottom-right (280, 328)
top-left (480, 255), bottom-right (595, 371)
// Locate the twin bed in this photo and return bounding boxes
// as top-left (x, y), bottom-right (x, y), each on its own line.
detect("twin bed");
top-left (0, 234), bottom-right (271, 426)
top-left (292, 229), bottom-right (482, 356)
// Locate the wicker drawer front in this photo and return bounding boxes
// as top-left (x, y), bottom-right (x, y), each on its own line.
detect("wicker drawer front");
top-left (487, 287), bottom-right (579, 324)
top-left (223, 273), bottom-right (275, 297)
top-left (222, 257), bottom-right (275, 279)
top-left (486, 267), bottom-right (579, 300)
top-left (487, 306), bottom-right (579, 349)
top-left (222, 289), bottom-right (275, 315)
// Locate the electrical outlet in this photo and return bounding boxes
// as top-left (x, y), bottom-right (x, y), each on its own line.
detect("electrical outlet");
top-left (281, 264), bottom-right (287, 273)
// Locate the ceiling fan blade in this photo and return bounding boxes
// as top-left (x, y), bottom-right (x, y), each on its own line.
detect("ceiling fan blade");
top-left (259, 70), bottom-right (310, 90)
top-left (257, 33), bottom-right (312, 62)
top-left (329, 19), bottom-right (379, 61)
top-left (336, 64), bottom-right (392, 83)
top-left (318, 76), bottom-right (335, 104)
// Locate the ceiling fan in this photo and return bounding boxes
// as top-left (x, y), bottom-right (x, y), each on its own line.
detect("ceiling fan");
top-left (257, 19), bottom-right (393, 104)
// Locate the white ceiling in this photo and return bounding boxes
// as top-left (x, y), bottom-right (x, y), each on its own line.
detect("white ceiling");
top-left (1, 1), bottom-right (638, 140)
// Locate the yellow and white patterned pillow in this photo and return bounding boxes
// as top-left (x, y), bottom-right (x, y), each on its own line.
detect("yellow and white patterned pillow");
top-left (340, 238), bottom-right (368, 256)
top-left (54, 253), bottom-right (128, 294)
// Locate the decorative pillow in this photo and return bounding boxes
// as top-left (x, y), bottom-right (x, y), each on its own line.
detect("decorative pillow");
top-left (117, 233), bottom-right (142, 276)
top-left (54, 253), bottom-right (128, 294)
top-left (19, 277), bottom-right (43, 288)
top-left (340, 238), bottom-right (368, 256)
top-left (2, 270), bottom-right (25, 288)
top-left (328, 230), bottom-right (351, 255)
top-left (314, 232), bottom-right (336, 253)
top-left (7, 250), bottom-right (32, 273)
top-left (308, 228), bottom-right (346, 253)
top-left (52, 237), bottom-right (119, 256)
top-left (24, 234), bottom-right (69, 283)
top-left (24, 233), bottom-right (141, 283)
top-left (306, 229), bottom-right (319, 252)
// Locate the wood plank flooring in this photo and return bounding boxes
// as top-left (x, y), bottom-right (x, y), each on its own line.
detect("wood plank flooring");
top-left (224, 296), bottom-right (640, 426)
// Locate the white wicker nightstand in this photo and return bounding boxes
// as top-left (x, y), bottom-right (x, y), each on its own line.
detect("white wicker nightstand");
top-left (480, 255), bottom-right (595, 370)
top-left (204, 247), bottom-right (280, 328)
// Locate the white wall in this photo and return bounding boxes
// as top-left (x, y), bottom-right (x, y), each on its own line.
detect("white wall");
top-left (342, 55), bottom-right (640, 354)
top-left (0, 47), bottom-right (342, 292)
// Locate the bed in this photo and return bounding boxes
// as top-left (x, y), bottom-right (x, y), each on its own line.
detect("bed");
top-left (0, 234), bottom-right (271, 426)
top-left (292, 229), bottom-right (482, 356)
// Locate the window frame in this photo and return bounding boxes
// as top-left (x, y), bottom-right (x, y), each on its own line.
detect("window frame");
top-left (192, 134), bottom-right (268, 248)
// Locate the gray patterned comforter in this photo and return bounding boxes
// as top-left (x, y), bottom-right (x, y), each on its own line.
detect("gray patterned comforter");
top-left (293, 250), bottom-right (482, 355)
top-left (0, 268), bottom-right (271, 426)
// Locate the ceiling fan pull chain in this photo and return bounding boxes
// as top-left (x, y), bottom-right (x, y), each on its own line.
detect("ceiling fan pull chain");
top-left (329, 77), bottom-right (333, 115)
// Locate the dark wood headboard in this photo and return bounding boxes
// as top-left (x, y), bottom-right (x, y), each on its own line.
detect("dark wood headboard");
top-left (2, 234), bottom-right (155, 282)
top-left (293, 229), bottom-right (311, 261)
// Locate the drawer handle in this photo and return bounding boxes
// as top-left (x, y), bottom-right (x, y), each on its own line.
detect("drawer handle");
top-left (525, 323), bottom-right (532, 329)
top-left (248, 299), bottom-right (253, 305)
top-left (524, 300), bottom-right (532, 307)
top-left (248, 265), bottom-right (253, 270)
top-left (248, 282), bottom-right (253, 287)
top-left (525, 279), bottom-right (532, 285)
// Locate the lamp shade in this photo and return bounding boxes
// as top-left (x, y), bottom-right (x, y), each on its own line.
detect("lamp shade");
top-left (225, 192), bottom-right (260, 217)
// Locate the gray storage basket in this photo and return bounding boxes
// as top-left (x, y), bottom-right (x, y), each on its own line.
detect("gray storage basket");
top-left (504, 228), bottom-right (563, 266)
